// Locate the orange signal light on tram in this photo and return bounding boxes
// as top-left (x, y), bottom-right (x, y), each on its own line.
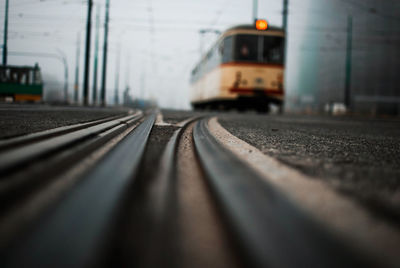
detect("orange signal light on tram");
top-left (255, 19), bottom-right (268, 30)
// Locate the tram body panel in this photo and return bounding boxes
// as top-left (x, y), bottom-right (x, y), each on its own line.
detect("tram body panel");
top-left (219, 64), bottom-right (284, 100)
top-left (191, 64), bottom-right (284, 104)
top-left (0, 65), bottom-right (43, 102)
top-left (190, 24), bottom-right (285, 110)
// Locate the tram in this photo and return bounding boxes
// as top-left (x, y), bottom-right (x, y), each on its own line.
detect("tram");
top-left (0, 64), bottom-right (43, 102)
top-left (190, 20), bottom-right (285, 112)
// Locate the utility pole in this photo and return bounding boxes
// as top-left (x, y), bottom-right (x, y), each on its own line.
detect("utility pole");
top-left (125, 53), bottom-right (130, 90)
top-left (140, 71), bottom-right (145, 100)
top-left (62, 56), bottom-right (69, 103)
top-left (3, 0), bottom-right (9, 65)
top-left (283, 0), bottom-right (288, 32)
top-left (252, 0), bottom-right (258, 22)
top-left (114, 43), bottom-right (121, 106)
top-left (92, 4), bottom-right (101, 105)
top-left (124, 52), bottom-right (131, 104)
top-left (282, 0), bottom-right (289, 65)
top-left (83, 0), bottom-right (93, 106)
top-left (74, 33), bottom-right (81, 103)
top-left (101, 0), bottom-right (110, 107)
top-left (344, 15), bottom-right (353, 110)
top-left (56, 49), bottom-right (69, 103)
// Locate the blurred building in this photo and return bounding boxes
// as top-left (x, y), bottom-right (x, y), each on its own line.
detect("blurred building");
top-left (286, 0), bottom-right (400, 115)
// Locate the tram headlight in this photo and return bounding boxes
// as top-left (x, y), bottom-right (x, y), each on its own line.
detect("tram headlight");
top-left (255, 19), bottom-right (268, 31)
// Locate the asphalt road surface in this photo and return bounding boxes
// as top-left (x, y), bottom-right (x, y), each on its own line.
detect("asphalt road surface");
top-left (218, 113), bottom-right (400, 226)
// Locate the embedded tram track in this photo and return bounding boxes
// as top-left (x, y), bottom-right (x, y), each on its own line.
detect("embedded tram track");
top-left (0, 110), bottom-right (144, 249)
top-left (0, 112), bottom-right (391, 267)
top-left (2, 113), bottom-right (156, 267)
top-left (0, 113), bottom-right (131, 151)
top-left (0, 111), bottom-right (143, 212)
top-left (192, 118), bottom-right (378, 268)
top-left (0, 111), bottom-right (142, 175)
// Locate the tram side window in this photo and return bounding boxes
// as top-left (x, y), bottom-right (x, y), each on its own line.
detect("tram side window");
top-left (263, 37), bottom-right (284, 64)
top-left (221, 36), bottom-right (233, 63)
top-left (234, 35), bottom-right (258, 62)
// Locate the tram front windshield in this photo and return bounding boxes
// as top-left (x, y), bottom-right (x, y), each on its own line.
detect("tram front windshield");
top-left (233, 34), bottom-right (284, 64)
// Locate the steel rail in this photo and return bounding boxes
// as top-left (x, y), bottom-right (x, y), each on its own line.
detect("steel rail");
top-left (193, 118), bottom-right (371, 268)
top-left (142, 116), bottom-right (201, 266)
top-left (132, 122), bottom-right (184, 268)
top-left (0, 111), bottom-right (140, 151)
top-left (0, 113), bottom-right (142, 176)
top-left (152, 116), bottom-right (201, 217)
top-left (0, 113), bottom-right (143, 216)
top-left (3, 114), bottom-right (156, 268)
top-left (98, 115), bottom-right (202, 267)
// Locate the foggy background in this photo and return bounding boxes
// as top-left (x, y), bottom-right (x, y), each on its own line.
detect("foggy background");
top-left (1, 0), bottom-right (399, 113)
top-left (289, 0), bottom-right (400, 114)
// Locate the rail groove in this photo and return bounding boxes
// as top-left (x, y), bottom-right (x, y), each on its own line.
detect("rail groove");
top-left (145, 116), bottom-right (201, 266)
top-left (152, 116), bottom-right (201, 215)
top-left (193, 117), bottom-right (372, 268)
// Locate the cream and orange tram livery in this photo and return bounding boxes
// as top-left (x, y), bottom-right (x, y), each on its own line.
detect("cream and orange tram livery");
top-left (190, 21), bottom-right (285, 112)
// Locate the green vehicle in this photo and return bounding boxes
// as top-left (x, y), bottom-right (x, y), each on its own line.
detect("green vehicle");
top-left (0, 64), bottom-right (43, 102)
